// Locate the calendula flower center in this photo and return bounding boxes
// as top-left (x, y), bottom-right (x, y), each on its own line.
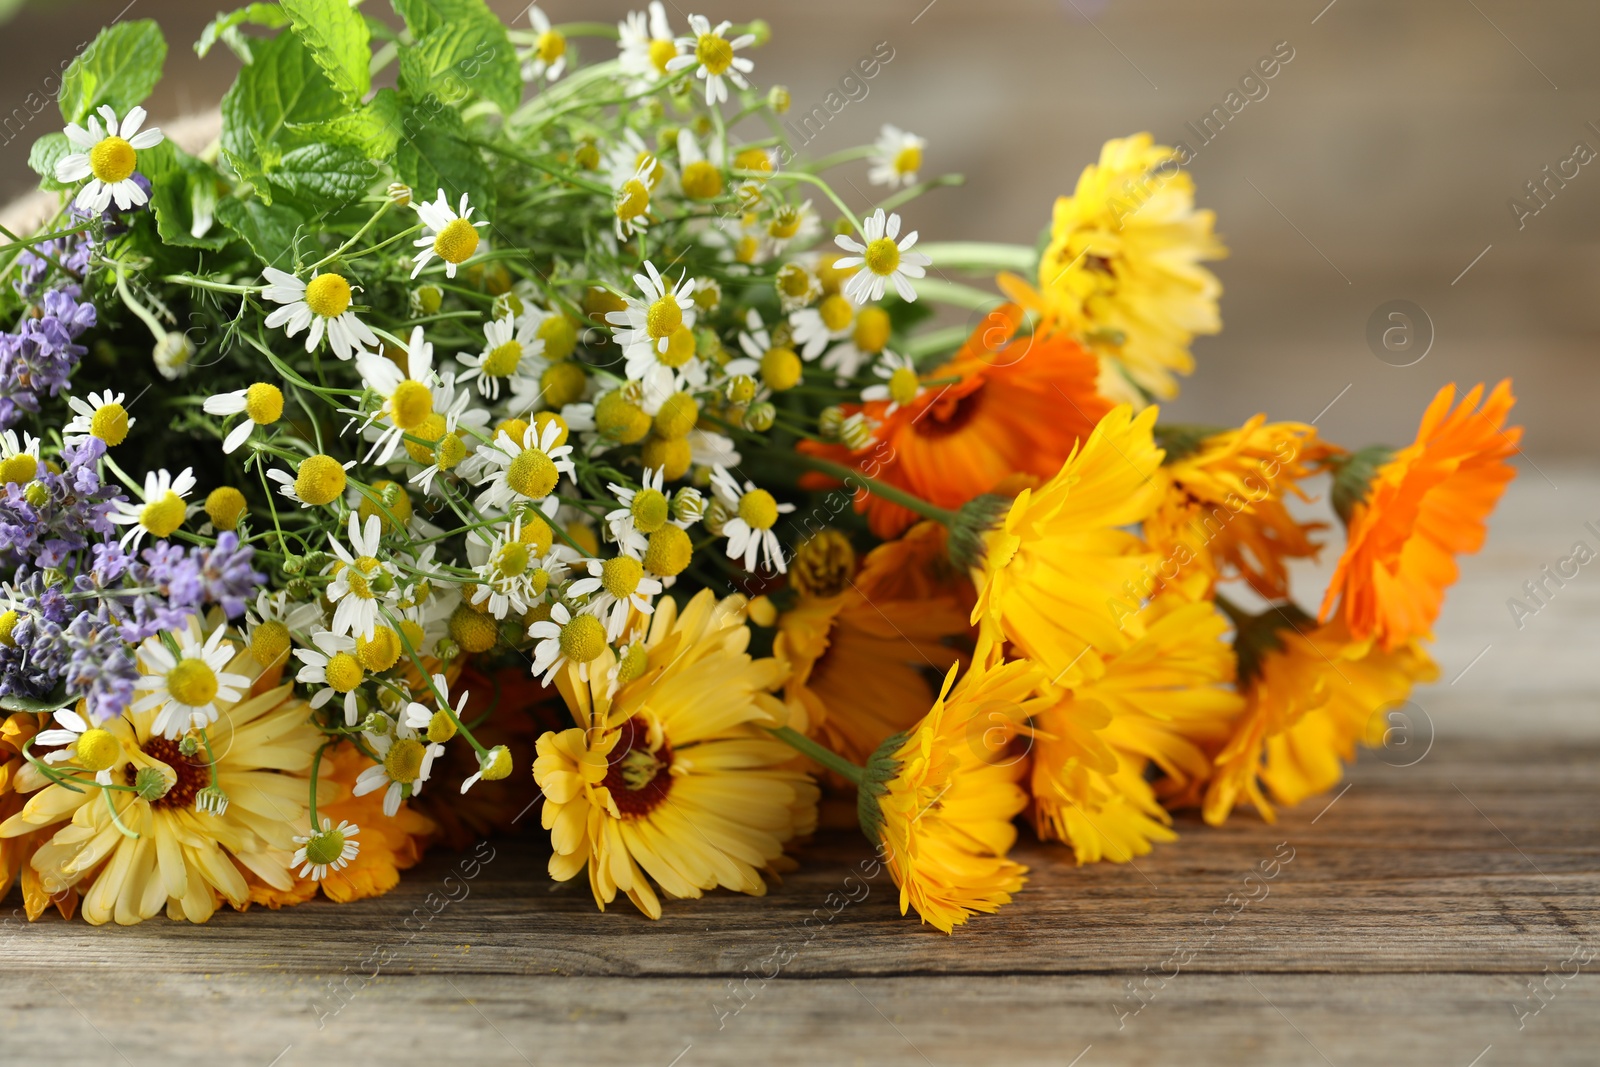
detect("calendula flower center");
top-left (603, 717), bottom-right (675, 816)
top-left (645, 295), bottom-right (683, 340)
top-left (558, 612), bottom-right (607, 663)
top-left (863, 237), bottom-right (901, 277)
top-left (601, 555), bottom-right (644, 598)
top-left (167, 658), bottom-right (219, 706)
top-left (384, 737), bottom-right (426, 784)
top-left (89, 136), bottom-right (137, 183)
top-left (482, 339), bottom-right (523, 378)
top-left (324, 651), bottom-right (364, 692)
top-left (139, 491), bottom-right (186, 538)
top-left (130, 737), bottom-right (208, 810)
top-left (304, 273), bottom-right (353, 319)
top-left (738, 489), bottom-right (779, 530)
top-left (389, 379), bottom-right (434, 430)
top-left (819, 294), bottom-right (853, 332)
top-left (506, 448), bottom-right (558, 498)
top-left (74, 728), bottom-right (121, 772)
top-left (433, 217), bottom-right (480, 264)
top-left (90, 403), bottom-right (130, 444)
top-left (648, 36), bottom-right (677, 74)
top-left (888, 366), bottom-right (920, 406)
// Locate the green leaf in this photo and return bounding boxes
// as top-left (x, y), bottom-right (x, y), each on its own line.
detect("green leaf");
top-left (393, 101), bottom-right (494, 217)
top-left (147, 146), bottom-right (231, 250)
top-left (27, 132), bottom-right (72, 192)
top-left (268, 142), bottom-right (376, 203)
top-left (195, 3), bottom-right (290, 59)
top-left (59, 20), bottom-right (168, 124)
top-left (216, 196), bottom-right (307, 268)
top-left (289, 87), bottom-right (401, 159)
top-left (281, 0), bottom-right (372, 105)
top-left (220, 31), bottom-right (346, 201)
top-left (396, 0), bottom-right (519, 115)
top-left (0, 693), bottom-right (74, 714)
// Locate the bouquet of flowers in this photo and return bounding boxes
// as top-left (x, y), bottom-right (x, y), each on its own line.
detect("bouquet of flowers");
top-left (0, 2), bottom-right (1519, 930)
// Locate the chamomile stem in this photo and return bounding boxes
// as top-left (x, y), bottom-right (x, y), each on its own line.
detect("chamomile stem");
top-left (910, 276), bottom-right (999, 310)
top-left (912, 241), bottom-right (1037, 274)
top-left (311, 200), bottom-right (394, 272)
top-left (784, 452), bottom-right (957, 526)
top-left (876, 173), bottom-right (964, 215)
top-left (767, 726), bottom-right (865, 787)
top-left (747, 170), bottom-right (861, 235)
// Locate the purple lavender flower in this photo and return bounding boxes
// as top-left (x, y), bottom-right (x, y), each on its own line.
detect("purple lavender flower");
top-left (0, 569), bottom-right (74, 701)
top-left (61, 604), bottom-right (139, 722)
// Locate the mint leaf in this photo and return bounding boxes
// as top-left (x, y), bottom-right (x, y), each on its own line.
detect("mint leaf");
top-left (220, 32), bottom-right (345, 200)
top-left (289, 87), bottom-right (402, 159)
top-left (396, 0), bottom-right (519, 115)
top-left (281, 0), bottom-right (372, 105)
top-left (196, 4), bottom-right (290, 60)
top-left (28, 132), bottom-right (73, 192)
top-left (269, 142), bottom-right (376, 203)
top-left (59, 20), bottom-right (168, 124)
top-left (393, 101), bottom-right (494, 217)
top-left (146, 145), bottom-right (231, 250)
top-left (216, 196), bottom-right (307, 268)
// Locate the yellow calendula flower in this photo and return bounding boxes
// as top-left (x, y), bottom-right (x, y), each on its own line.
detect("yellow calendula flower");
top-left (999, 133), bottom-right (1225, 404)
top-left (969, 405), bottom-right (1165, 680)
top-left (1204, 608), bottom-right (1437, 825)
top-left (858, 656), bottom-right (1046, 934)
top-left (533, 590), bottom-right (817, 919)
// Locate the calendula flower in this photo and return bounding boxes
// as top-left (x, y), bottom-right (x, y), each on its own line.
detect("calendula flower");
top-left (667, 14), bottom-right (756, 106)
top-left (474, 419), bottom-right (575, 511)
top-left (109, 467), bottom-right (196, 549)
top-left (833, 209), bottom-right (930, 305)
top-left (325, 512), bottom-right (400, 641)
top-left (63, 390), bottom-right (135, 447)
top-left (353, 326), bottom-right (440, 464)
top-left (999, 133), bottom-right (1225, 403)
top-left (710, 465), bottom-right (793, 573)
top-left (1, 671), bottom-right (322, 925)
top-left (858, 657), bottom-right (1041, 933)
top-left (410, 189), bottom-right (487, 279)
top-left (523, 5), bottom-right (568, 82)
top-left (262, 268), bottom-right (379, 361)
top-left (354, 730), bottom-right (445, 819)
top-left (293, 818), bottom-right (361, 881)
top-left (1320, 380), bottom-right (1520, 651)
top-left (55, 104), bottom-right (163, 213)
top-left (203, 383), bottom-right (284, 454)
top-left (618, 2), bottom-right (680, 88)
top-left (868, 124), bottom-right (925, 188)
top-left (534, 590), bottom-right (815, 918)
top-left (131, 619), bottom-right (251, 740)
top-left (294, 629), bottom-right (366, 725)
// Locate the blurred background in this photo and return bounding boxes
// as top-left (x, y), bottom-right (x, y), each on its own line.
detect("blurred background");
top-left (0, 0), bottom-right (1594, 460)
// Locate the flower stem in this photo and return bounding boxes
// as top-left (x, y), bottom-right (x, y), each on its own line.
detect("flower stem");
top-left (768, 726), bottom-right (865, 787)
top-left (912, 241), bottom-right (1037, 273)
top-left (784, 451), bottom-right (957, 526)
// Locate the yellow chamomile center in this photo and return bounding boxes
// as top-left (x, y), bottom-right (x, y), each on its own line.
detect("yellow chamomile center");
top-left (304, 273), bottom-right (353, 319)
top-left (482, 339), bottom-right (523, 378)
top-left (427, 709), bottom-right (458, 744)
top-left (433, 217), bottom-right (481, 265)
top-left (140, 491), bottom-right (186, 539)
top-left (403, 413), bottom-right (448, 464)
top-left (558, 612), bottom-right (608, 664)
top-left (358, 479), bottom-right (414, 532)
top-left (681, 160), bottom-right (723, 201)
top-left (436, 432), bottom-right (466, 470)
top-left (494, 541), bottom-right (531, 579)
top-left (345, 557), bottom-right (382, 600)
top-left (760, 347), bottom-right (802, 392)
top-left (895, 144), bottom-right (923, 176)
top-left (0, 454), bottom-right (37, 485)
top-left (733, 147), bottom-right (771, 174)
top-left (738, 489), bottom-right (779, 530)
top-left (653, 391), bottom-right (699, 440)
top-left (518, 513), bottom-right (555, 555)
top-left (819, 294), bottom-right (854, 332)
top-left (325, 651), bottom-right (364, 693)
top-left (854, 306), bottom-right (892, 353)
top-left (648, 37), bottom-right (678, 75)
top-left (295, 454), bottom-right (347, 505)
top-left (90, 402), bottom-right (131, 444)
top-left (645, 295), bottom-right (683, 340)
top-left (250, 619), bottom-right (291, 667)
top-left (532, 412), bottom-right (570, 450)
top-left (206, 486), bottom-right (248, 531)
top-left (0, 609), bottom-right (16, 647)
top-left (89, 136), bottom-right (137, 183)
top-left (616, 642), bottom-right (650, 685)
top-left (537, 315), bottom-right (577, 361)
top-left (167, 658), bottom-right (219, 707)
top-left (537, 28), bottom-right (567, 64)
top-left (506, 448), bottom-right (558, 499)
top-left (540, 362), bottom-right (586, 408)
top-left (303, 827), bottom-right (348, 867)
top-left (863, 238), bottom-right (901, 277)
top-left (356, 626), bottom-right (402, 672)
top-left (616, 178), bottom-right (650, 222)
top-left (245, 382), bottom-right (284, 425)
top-left (384, 737), bottom-right (426, 784)
top-left (601, 555), bottom-right (644, 599)
top-left (769, 207), bottom-right (803, 240)
top-left (630, 488), bottom-right (670, 533)
top-left (888, 366), bottom-right (920, 406)
top-left (662, 325), bottom-right (696, 368)
top-left (74, 727), bottom-right (122, 772)
top-left (389, 379), bottom-right (434, 431)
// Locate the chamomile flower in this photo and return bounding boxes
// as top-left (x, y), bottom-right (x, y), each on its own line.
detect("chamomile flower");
top-left (0, 430), bottom-right (41, 486)
top-left (604, 466), bottom-right (671, 555)
top-left (268, 454), bottom-right (356, 508)
top-left (667, 15), bottom-right (756, 106)
top-left (790, 293), bottom-right (854, 359)
top-left (618, 2), bottom-right (679, 88)
top-left (325, 512), bottom-right (400, 641)
top-left (458, 314), bottom-right (545, 402)
top-left (568, 552), bottom-right (664, 641)
top-left (765, 200), bottom-right (819, 255)
top-left (132, 622), bottom-right (251, 740)
top-left (605, 262), bottom-right (701, 393)
top-left (63, 390), bottom-right (136, 447)
top-left (523, 6), bottom-right (568, 82)
top-left (710, 466), bottom-right (793, 574)
top-left (35, 708), bottom-right (124, 785)
top-left (353, 326), bottom-right (440, 464)
top-left (354, 731), bottom-right (443, 817)
top-left (729, 308), bottom-right (803, 392)
top-left (868, 124), bottom-right (926, 188)
top-left (244, 589), bottom-right (323, 668)
top-left (468, 518), bottom-right (559, 620)
top-left (109, 467), bottom-right (196, 549)
top-left (676, 128), bottom-right (725, 201)
top-left (861, 351), bottom-right (924, 414)
top-left (833, 209), bottom-right (930, 304)
top-left (263, 268), bottom-right (378, 360)
top-left (293, 818), bottom-right (361, 880)
top-left (294, 630), bottom-right (366, 725)
top-left (202, 383), bottom-right (283, 453)
top-left (474, 420), bottom-right (576, 511)
top-left (612, 154), bottom-right (658, 241)
top-left (410, 189), bottom-right (487, 279)
top-left (55, 105), bottom-right (163, 213)
top-left (459, 745), bottom-right (513, 794)
top-left (528, 600), bottom-right (611, 685)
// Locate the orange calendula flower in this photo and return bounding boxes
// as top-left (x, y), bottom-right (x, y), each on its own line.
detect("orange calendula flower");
top-left (1320, 381), bottom-right (1520, 650)
top-left (859, 656), bottom-right (1047, 933)
top-left (1204, 606), bottom-right (1437, 824)
top-left (798, 303), bottom-right (1111, 539)
top-left (1, 713), bottom-right (78, 921)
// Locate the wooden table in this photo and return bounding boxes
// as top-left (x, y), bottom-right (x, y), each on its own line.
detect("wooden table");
top-left (3, 466), bottom-right (1596, 1066)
